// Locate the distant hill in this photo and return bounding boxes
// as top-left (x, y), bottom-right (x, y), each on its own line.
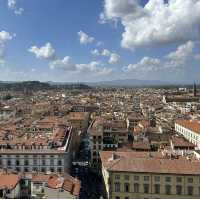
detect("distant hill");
top-left (0, 81), bottom-right (92, 91)
top-left (87, 79), bottom-right (170, 87)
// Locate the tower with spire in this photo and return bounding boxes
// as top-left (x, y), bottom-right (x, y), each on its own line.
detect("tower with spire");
top-left (193, 81), bottom-right (197, 97)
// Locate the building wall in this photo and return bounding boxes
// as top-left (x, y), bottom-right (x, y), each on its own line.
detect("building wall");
top-left (0, 153), bottom-right (67, 173)
top-left (175, 123), bottom-right (200, 149)
top-left (31, 182), bottom-right (46, 198)
top-left (102, 168), bottom-right (200, 199)
top-left (44, 187), bottom-right (78, 199)
top-left (5, 183), bottom-right (21, 199)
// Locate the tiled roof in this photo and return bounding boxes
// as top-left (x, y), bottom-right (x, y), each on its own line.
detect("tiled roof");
top-left (47, 174), bottom-right (81, 196)
top-left (171, 136), bottom-right (195, 148)
top-left (176, 120), bottom-right (200, 135)
top-left (0, 173), bottom-right (20, 189)
top-left (100, 151), bottom-right (200, 175)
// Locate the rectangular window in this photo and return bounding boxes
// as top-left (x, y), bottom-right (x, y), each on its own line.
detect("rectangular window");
top-left (33, 159), bottom-right (37, 165)
top-left (144, 176), bottom-right (149, 181)
top-left (114, 182), bottom-right (120, 192)
top-left (50, 159), bottom-right (54, 165)
top-left (57, 168), bottom-right (62, 173)
top-left (155, 184), bottom-right (160, 194)
top-left (165, 177), bottom-right (171, 182)
top-left (134, 183), bottom-right (139, 193)
top-left (176, 177), bottom-right (182, 183)
top-left (154, 176), bottom-right (160, 182)
top-left (115, 175), bottom-right (120, 180)
top-left (124, 183), bottom-right (130, 192)
top-left (188, 178), bottom-right (193, 183)
top-left (176, 185), bottom-right (182, 195)
top-left (188, 186), bottom-right (193, 196)
top-left (42, 160), bottom-right (45, 166)
top-left (134, 176), bottom-right (139, 181)
top-left (143, 184), bottom-right (149, 193)
top-left (124, 175), bottom-right (129, 180)
top-left (24, 160), bottom-right (29, 166)
top-left (165, 185), bottom-right (171, 195)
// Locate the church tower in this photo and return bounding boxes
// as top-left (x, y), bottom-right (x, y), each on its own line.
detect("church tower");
top-left (193, 82), bottom-right (197, 97)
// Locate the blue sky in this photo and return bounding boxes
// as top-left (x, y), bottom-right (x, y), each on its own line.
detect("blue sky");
top-left (0, 0), bottom-right (200, 83)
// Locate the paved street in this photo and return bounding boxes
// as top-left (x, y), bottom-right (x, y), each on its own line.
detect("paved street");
top-left (71, 133), bottom-right (103, 199)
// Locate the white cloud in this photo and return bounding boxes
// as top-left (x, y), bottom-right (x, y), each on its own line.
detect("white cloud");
top-left (78, 31), bottom-right (94, 44)
top-left (50, 57), bottom-right (112, 76)
top-left (91, 49), bottom-right (100, 56)
top-left (7, 0), bottom-right (24, 15)
top-left (91, 48), bottom-right (120, 64)
top-left (101, 0), bottom-right (200, 50)
top-left (166, 41), bottom-right (195, 68)
top-left (28, 43), bottom-right (56, 60)
top-left (100, 0), bottom-right (143, 23)
top-left (77, 61), bottom-right (112, 75)
top-left (124, 41), bottom-right (196, 73)
top-left (125, 57), bottom-right (161, 72)
top-left (101, 49), bottom-right (120, 64)
top-left (29, 41), bottom-right (113, 77)
top-left (49, 56), bottom-right (76, 71)
top-left (109, 53), bottom-right (120, 64)
top-left (102, 49), bottom-right (111, 56)
top-left (0, 31), bottom-right (13, 45)
top-left (0, 30), bottom-right (14, 65)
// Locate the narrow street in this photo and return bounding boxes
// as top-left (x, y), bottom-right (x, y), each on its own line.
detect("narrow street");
top-left (71, 133), bottom-right (103, 199)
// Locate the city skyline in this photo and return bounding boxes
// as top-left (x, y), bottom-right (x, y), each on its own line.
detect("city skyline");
top-left (1, 0), bottom-right (200, 83)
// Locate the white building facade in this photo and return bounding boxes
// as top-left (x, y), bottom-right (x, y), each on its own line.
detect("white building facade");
top-left (175, 120), bottom-right (200, 149)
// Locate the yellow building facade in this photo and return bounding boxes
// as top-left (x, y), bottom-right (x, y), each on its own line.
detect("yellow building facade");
top-left (100, 151), bottom-right (200, 199)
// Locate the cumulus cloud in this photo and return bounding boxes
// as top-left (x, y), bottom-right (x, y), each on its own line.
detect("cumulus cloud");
top-left (7, 0), bottom-right (24, 15)
top-left (50, 57), bottom-right (112, 75)
top-left (78, 31), bottom-right (94, 44)
top-left (93, 48), bottom-right (120, 64)
top-left (101, 49), bottom-right (120, 64)
top-left (0, 30), bottom-right (14, 65)
top-left (125, 57), bottom-right (161, 72)
top-left (124, 41), bottom-right (196, 73)
top-left (28, 43), bottom-right (56, 60)
top-left (77, 61), bottom-right (112, 75)
top-left (101, 0), bottom-right (200, 50)
top-left (102, 49), bottom-right (111, 56)
top-left (0, 31), bottom-right (13, 45)
top-left (29, 42), bottom-right (112, 76)
top-left (49, 56), bottom-right (76, 71)
top-left (91, 49), bottom-right (100, 56)
top-left (166, 41), bottom-right (195, 68)
top-left (109, 53), bottom-right (120, 64)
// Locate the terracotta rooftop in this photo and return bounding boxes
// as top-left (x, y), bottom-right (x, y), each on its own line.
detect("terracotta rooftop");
top-left (0, 172), bottom-right (20, 190)
top-left (47, 174), bottom-right (81, 196)
top-left (100, 151), bottom-right (200, 175)
top-left (132, 141), bottom-right (151, 150)
top-left (176, 120), bottom-right (200, 135)
top-left (171, 136), bottom-right (195, 148)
